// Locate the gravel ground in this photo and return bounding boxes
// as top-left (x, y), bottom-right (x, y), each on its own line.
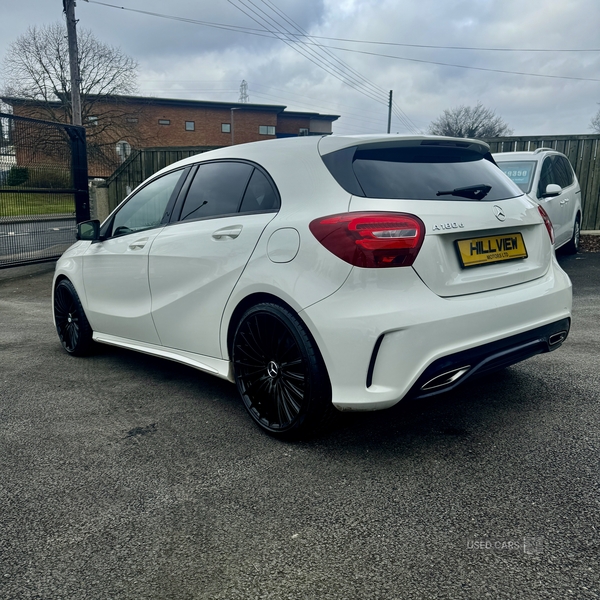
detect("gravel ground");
top-left (580, 234), bottom-right (600, 253)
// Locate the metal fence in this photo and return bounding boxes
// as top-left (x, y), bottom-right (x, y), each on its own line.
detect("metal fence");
top-left (106, 146), bottom-right (220, 212)
top-left (486, 134), bottom-right (600, 230)
top-left (0, 113), bottom-right (89, 268)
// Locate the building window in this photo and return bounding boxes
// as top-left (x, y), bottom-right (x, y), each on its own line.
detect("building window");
top-left (158, 119), bottom-right (171, 125)
top-left (221, 123), bottom-right (231, 133)
top-left (126, 117), bottom-right (138, 124)
top-left (185, 121), bottom-right (195, 131)
top-left (299, 128), bottom-right (309, 136)
top-left (87, 116), bottom-right (98, 126)
top-left (259, 125), bottom-right (276, 136)
top-left (116, 140), bottom-right (132, 163)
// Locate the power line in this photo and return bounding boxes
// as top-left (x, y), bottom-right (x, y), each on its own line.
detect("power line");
top-left (83, 1), bottom-right (600, 53)
top-left (257, 0), bottom-right (389, 98)
top-left (83, 1), bottom-right (600, 83)
top-left (325, 45), bottom-right (600, 83)
top-left (84, 0), bottom-right (419, 130)
top-left (225, 0), bottom-right (391, 108)
top-left (254, 0), bottom-right (422, 133)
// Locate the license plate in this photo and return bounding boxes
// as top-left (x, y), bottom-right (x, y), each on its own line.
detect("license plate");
top-left (455, 233), bottom-right (528, 267)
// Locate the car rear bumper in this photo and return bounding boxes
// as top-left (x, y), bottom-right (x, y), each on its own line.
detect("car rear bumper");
top-left (300, 257), bottom-right (572, 411)
top-left (406, 317), bottom-right (570, 399)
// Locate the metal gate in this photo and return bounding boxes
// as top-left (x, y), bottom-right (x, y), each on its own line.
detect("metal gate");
top-left (0, 112), bottom-right (89, 268)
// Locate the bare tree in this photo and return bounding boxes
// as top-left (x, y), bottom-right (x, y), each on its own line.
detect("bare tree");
top-left (429, 102), bottom-right (513, 139)
top-left (590, 106), bottom-right (600, 133)
top-left (1, 23), bottom-right (140, 171)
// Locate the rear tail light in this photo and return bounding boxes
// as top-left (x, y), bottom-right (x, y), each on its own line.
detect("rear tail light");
top-left (309, 212), bottom-right (425, 268)
top-left (537, 205), bottom-right (555, 244)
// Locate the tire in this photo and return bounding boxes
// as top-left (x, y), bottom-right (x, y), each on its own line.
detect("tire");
top-left (564, 215), bottom-right (581, 254)
top-left (53, 279), bottom-right (94, 356)
top-left (232, 302), bottom-right (333, 439)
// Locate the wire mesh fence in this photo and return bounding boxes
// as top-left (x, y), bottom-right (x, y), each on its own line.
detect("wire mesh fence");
top-left (0, 113), bottom-right (89, 268)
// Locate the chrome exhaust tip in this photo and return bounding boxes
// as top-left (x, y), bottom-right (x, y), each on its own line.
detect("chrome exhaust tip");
top-left (549, 331), bottom-right (567, 346)
top-left (421, 365), bottom-right (471, 391)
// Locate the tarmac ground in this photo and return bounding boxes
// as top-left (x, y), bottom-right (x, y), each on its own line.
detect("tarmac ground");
top-left (0, 251), bottom-right (599, 599)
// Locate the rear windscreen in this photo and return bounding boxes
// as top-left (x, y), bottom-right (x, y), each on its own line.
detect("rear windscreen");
top-left (322, 145), bottom-right (523, 201)
top-left (495, 161), bottom-right (537, 193)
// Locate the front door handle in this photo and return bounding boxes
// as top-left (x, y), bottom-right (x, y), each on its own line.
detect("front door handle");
top-left (128, 237), bottom-right (148, 250)
top-left (212, 226), bottom-right (242, 240)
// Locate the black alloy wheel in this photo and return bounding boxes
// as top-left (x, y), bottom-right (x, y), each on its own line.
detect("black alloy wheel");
top-left (232, 303), bottom-right (332, 438)
top-left (53, 279), bottom-right (93, 356)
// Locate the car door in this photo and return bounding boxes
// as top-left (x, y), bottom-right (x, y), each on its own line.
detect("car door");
top-left (149, 161), bottom-right (279, 358)
top-left (82, 168), bottom-right (188, 343)
top-left (553, 155), bottom-right (578, 243)
top-left (536, 156), bottom-right (567, 245)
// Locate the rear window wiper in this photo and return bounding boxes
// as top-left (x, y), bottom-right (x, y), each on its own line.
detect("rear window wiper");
top-left (436, 184), bottom-right (492, 200)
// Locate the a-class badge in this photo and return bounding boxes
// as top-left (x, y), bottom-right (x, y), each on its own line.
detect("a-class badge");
top-left (432, 222), bottom-right (465, 231)
top-left (493, 205), bottom-right (506, 221)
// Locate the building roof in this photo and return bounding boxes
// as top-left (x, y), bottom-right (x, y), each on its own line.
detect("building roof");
top-left (1, 94), bottom-right (339, 121)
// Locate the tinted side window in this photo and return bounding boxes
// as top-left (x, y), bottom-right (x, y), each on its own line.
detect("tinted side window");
top-left (554, 156), bottom-right (574, 188)
top-left (239, 168), bottom-right (279, 213)
top-left (179, 162), bottom-right (253, 221)
top-left (111, 169), bottom-right (185, 237)
top-left (537, 158), bottom-right (555, 197)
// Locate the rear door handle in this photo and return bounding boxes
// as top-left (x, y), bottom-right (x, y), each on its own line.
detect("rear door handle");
top-left (212, 226), bottom-right (242, 240)
top-left (128, 237), bottom-right (148, 250)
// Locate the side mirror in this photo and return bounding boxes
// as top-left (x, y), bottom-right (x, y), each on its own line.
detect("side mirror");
top-left (77, 219), bottom-right (100, 241)
top-left (542, 184), bottom-right (562, 198)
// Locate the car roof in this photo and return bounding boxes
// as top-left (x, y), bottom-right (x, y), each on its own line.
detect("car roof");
top-left (493, 149), bottom-right (567, 161)
top-left (146, 134), bottom-right (493, 183)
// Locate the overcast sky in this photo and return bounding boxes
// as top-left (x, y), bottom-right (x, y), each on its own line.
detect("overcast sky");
top-left (1, 0), bottom-right (599, 136)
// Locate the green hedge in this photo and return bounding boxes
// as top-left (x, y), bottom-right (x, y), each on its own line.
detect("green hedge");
top-left (4, 166), bottom-right (72, 188)
top-left (6, 166), bottom-right (28, 186)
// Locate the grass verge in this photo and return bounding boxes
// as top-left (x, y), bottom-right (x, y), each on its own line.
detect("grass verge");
top-left (0, 192), bottom-right (74, 217)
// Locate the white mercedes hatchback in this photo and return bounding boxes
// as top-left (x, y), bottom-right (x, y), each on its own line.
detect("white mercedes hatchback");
top-left (53, 135), bottom-right (572, 438)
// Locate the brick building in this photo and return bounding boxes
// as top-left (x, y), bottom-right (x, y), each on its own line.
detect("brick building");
top-left (2, 95), bottom-right (339, 177)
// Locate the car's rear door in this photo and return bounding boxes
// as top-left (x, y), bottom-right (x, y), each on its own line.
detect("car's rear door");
top-left (149, 160), bottom-right (279, 358)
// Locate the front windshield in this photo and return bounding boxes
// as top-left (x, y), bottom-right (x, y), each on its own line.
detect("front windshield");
top-left (495, 160), bottom-right (537, 194)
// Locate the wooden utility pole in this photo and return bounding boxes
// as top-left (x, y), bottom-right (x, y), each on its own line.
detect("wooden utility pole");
top-left (387, 90), bottom-right (393, 134)
top-left (63, 0), bottom-right (82, 126)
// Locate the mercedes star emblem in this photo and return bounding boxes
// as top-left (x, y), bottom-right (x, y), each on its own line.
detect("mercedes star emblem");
top-left (493, 205), bottom-right (506, 221)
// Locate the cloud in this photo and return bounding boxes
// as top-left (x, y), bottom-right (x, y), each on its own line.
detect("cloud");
top-left (1, 0), bottom-right (599, 135)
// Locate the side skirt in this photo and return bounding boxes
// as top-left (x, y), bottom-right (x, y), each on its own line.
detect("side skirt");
top-left (92, 332), bottom-right (234, 382)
